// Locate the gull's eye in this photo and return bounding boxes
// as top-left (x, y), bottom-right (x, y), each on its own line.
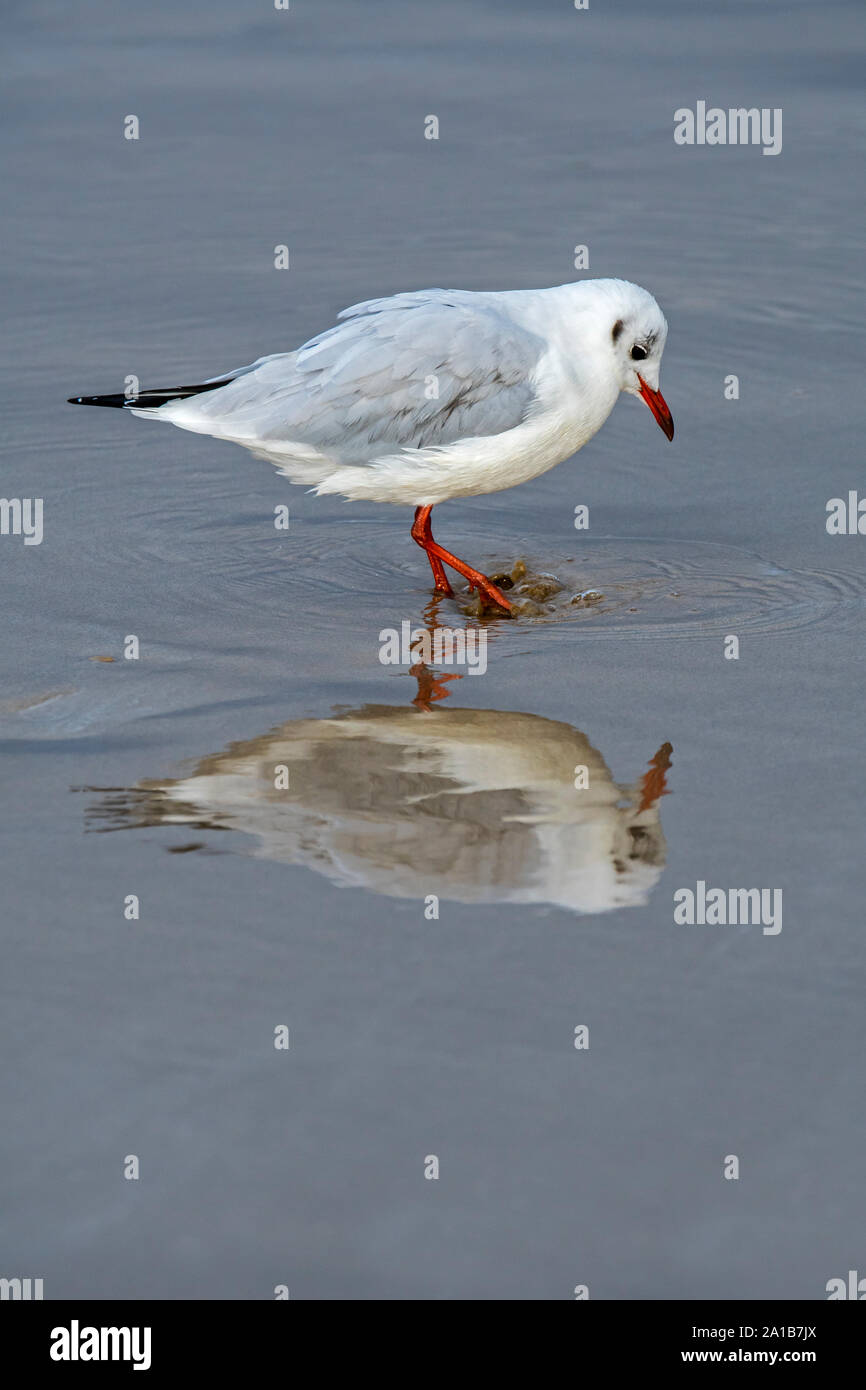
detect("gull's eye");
top-left (630, 344), bottom-right (648, 361)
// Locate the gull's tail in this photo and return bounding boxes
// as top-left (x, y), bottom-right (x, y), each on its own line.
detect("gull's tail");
top-left (67, 379), bottom-right (232, 409)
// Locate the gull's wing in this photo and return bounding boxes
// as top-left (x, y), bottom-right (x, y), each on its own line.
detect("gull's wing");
top-left (174, 289), bottom-right (547, 463)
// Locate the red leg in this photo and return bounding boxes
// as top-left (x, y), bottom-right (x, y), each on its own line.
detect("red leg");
top-left (409, 661), bottom-right (463, 711)
top-left (411, 506), bottom-right (513, 613)
top-left (637, 742), bottom-right (673, 812)
top-left (412, 506), bottom-right (453, 595)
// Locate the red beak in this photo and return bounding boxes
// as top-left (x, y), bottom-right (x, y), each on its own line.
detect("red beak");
top-left (637, 375), bottom-right (674, 441)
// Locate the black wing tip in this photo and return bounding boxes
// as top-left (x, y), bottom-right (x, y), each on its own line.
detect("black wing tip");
top-left (67, 393), bottom-right (129, 407)
top-left (67, 379), bottom-right (231, 408)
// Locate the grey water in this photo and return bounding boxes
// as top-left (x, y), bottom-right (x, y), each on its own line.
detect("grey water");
top-left (1, 0), bottom-right (864, 1299)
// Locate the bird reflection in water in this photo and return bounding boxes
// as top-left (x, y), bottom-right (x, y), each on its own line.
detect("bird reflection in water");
top-left (85, 643), bottom-right (673, 914)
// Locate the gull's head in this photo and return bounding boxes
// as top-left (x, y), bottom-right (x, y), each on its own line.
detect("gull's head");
top-left (588, 280), bottom-right (673, 440)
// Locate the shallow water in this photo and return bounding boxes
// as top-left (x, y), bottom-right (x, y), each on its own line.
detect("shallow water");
top-left (1, 0), bottom-right (864, 1299)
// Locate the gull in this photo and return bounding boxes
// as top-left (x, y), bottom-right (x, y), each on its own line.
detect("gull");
top-left (88, 695), bottom-right (673, 914)
top-left (69, 278), bottom-right (673, 613)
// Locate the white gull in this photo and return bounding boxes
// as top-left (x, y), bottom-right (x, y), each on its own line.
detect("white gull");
top-left (69, 278), bottom-right (673, 613)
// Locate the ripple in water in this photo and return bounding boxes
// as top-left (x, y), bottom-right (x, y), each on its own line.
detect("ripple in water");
top-left (77, 496), bottom-right (866, 644)
top-left (256, 525), bottom-right (866, 642)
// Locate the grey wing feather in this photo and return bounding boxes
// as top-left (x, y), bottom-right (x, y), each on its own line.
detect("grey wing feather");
top-left (188, 290), bottom-right (546, 463)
